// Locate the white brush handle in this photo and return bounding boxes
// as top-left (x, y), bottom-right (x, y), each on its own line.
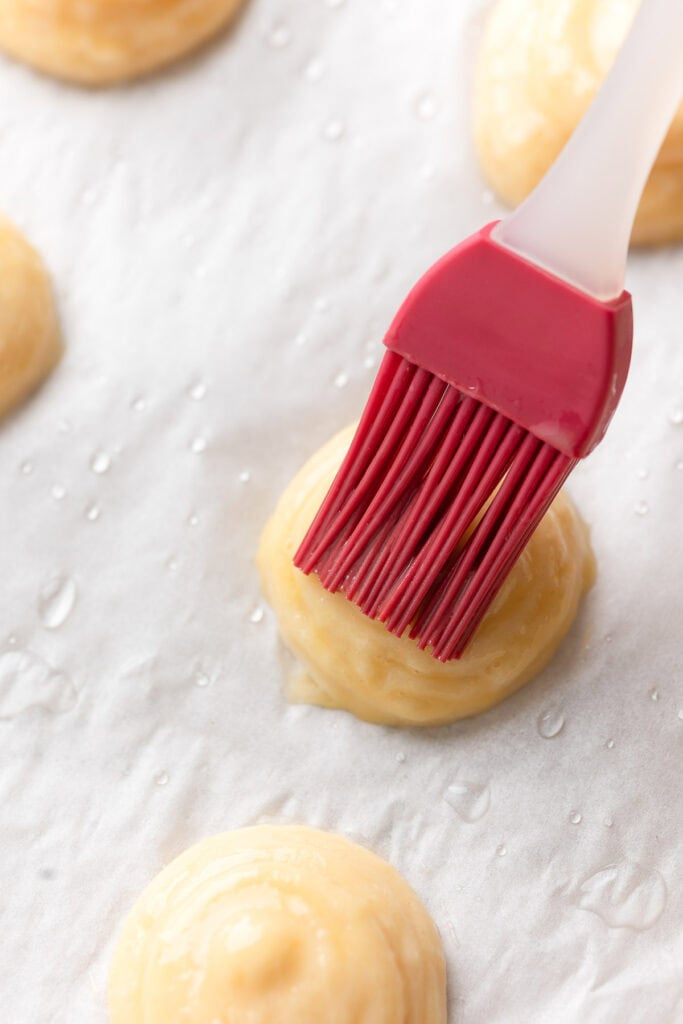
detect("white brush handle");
top-left (494, 0), bottom-right (683, 301)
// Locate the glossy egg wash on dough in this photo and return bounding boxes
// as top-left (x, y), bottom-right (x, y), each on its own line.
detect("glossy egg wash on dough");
top-left (259, 426), bottom-right (595, 727)
top-left (0, 0), bottom-right (247, 85)
top-left (0, 215), bottom-right (61, 418)
top-left (109, 826), bottom-right (447, 1024)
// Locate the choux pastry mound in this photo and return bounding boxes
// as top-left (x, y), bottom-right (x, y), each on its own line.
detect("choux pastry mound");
top-left (109, 826), bottom-right (447, 1024)
top-left (0, 215), bottom-right (61, 419)
top-left (474, 0), bottom-right (683, 246)
top-left (0, 0), bottom-right (247, 85)
top-left (259, 426), bottom-right (595, 727)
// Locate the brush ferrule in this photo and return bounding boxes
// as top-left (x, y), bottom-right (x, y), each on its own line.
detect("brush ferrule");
top-left (383, 222), bottom-right (632, 459)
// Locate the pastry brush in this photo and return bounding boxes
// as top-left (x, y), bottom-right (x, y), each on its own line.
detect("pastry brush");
top-left (295, 0), bottom-right (683, 661)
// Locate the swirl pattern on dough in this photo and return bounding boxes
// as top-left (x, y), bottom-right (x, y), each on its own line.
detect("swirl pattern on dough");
top-left (109, 826), bottom-right (447, 1024)
top-left (0, 0), bottom-right (246, 84)
top-left (473, 0), bottom-right (683, 245)
top-left (259, 426), bottom-right (595, 727)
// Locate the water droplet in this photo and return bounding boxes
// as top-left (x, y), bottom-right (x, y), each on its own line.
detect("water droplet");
top-left (606, 738), bottom-right (615, 749)
top-left (650, 688), bottom-right (660, 701)
top-left (363, 354), bottom-right (377, 370)
top-left (188, 513), bottom-right (199, 527)
top-left (678, 709), bottom-right (683, 721)
top-left (419, 161), bottom-right (436, 181)
top-left (57, 418), bottom-right (72, 434)
top-left (20, 460), bottom-right (33, 476)
top-left (131, 396), bottom-right (146, 413)
top-left (90, 450), bottom-right (111, 475)
top-left (0, 650), bottom-right (76, 719)
top-left (182, 230), bottom-right (196, 249)
top-left (444, 780), bottom-right (490, 823)
top-left (166, 556), bottom-right (179, 572)
top-left (304, 57), bottom-right (324, 82)
top-left (249, 606), bottom-right (264, 624)
top-left (322, 119), bottom-right (345, 142)
top-left (636, 467), bottom-right (649, 480)
top-left (38, 575), bottom-right (77, 629)
top-left (314, 296), bottom-right (331, 314)
top-left (333, 371), bottom-right (349, 389)
top-left (188, 659), bottom-right (219, 689)
top-left (154, 771), bottom-right (169, 787)
top-left (267, 23), bottom-right (291, 48)
top-left (190, 436), bottom-right (207, 454)
top-left (238, 470), bottom-right (251, 484)
top-left (7, 635), bottom-right (17, 647)
top-left (85, 503), bottom-right (101, 522)
top-left (194, 264), bottom-right (208, 280)
top-left (496, 844), bottom-right (507, 858)
top-left (605, 633), bottom-right (613, 644)
top-left (676, 459), bottom-right (683, 471)
top-left (51, 484), bottom-right (66, 502)
top-left (603, 817), bottom-right (614, 828)
top-left (668, 407), bottom-right (683, 425)
top-left (633, 500), bottom-right (649, 516)
top-left (415, 92), bottom-right (437, 120)
top-left (537, 703), bottom-right (565, 739)
top-left (188, 381), bottom-right (207, 401)
top-left (570, 811), bottom-right (582, 825)
top-left (395, 752), bottom-right (406, 764)
top-left (577, 862), bottom-right (667, 930)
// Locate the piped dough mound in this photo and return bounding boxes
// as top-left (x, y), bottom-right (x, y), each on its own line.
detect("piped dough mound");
top-left (258, 426), bottom-right (595, 727)
top-left (473, 0), bottom-right (683, 245)
top-left (0, 216), bottom-right (60, 419)
top-left (109, 826), bottom-right (447, 1024)
top-left (0, 0), bottom-right (246, 85)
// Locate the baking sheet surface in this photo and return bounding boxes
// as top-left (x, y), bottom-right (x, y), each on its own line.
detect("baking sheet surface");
top-left (0, 2), bottom-right (681, 1021)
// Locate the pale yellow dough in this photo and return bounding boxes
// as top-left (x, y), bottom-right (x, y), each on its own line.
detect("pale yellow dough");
top-left (258, 426), bottom-right (595, 727)
top-left (0, 216), bottom-right (60, 419)
top-left (109, 825), bottom-right (447, 1024)
top-left (0, 0), bottom-right (246, 85)
top-left (474, 0), bottom-right (683, 245)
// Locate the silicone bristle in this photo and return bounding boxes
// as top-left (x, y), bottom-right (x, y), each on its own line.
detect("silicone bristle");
top-left (415, 438), bottom-right (574, 659)
top-left (294, 352), bottom-right (576, 660)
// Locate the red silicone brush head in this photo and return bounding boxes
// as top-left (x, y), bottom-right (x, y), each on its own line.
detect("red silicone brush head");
top-left (294, 223), bottom-right (633, 660)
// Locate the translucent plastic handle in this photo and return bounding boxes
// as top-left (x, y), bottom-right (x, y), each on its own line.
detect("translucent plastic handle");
top-left (494, 0), bottom-right (683, 301)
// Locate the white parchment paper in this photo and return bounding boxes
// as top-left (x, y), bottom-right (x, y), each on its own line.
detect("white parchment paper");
top-left (0, 2), bottom-right (681, 1021)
